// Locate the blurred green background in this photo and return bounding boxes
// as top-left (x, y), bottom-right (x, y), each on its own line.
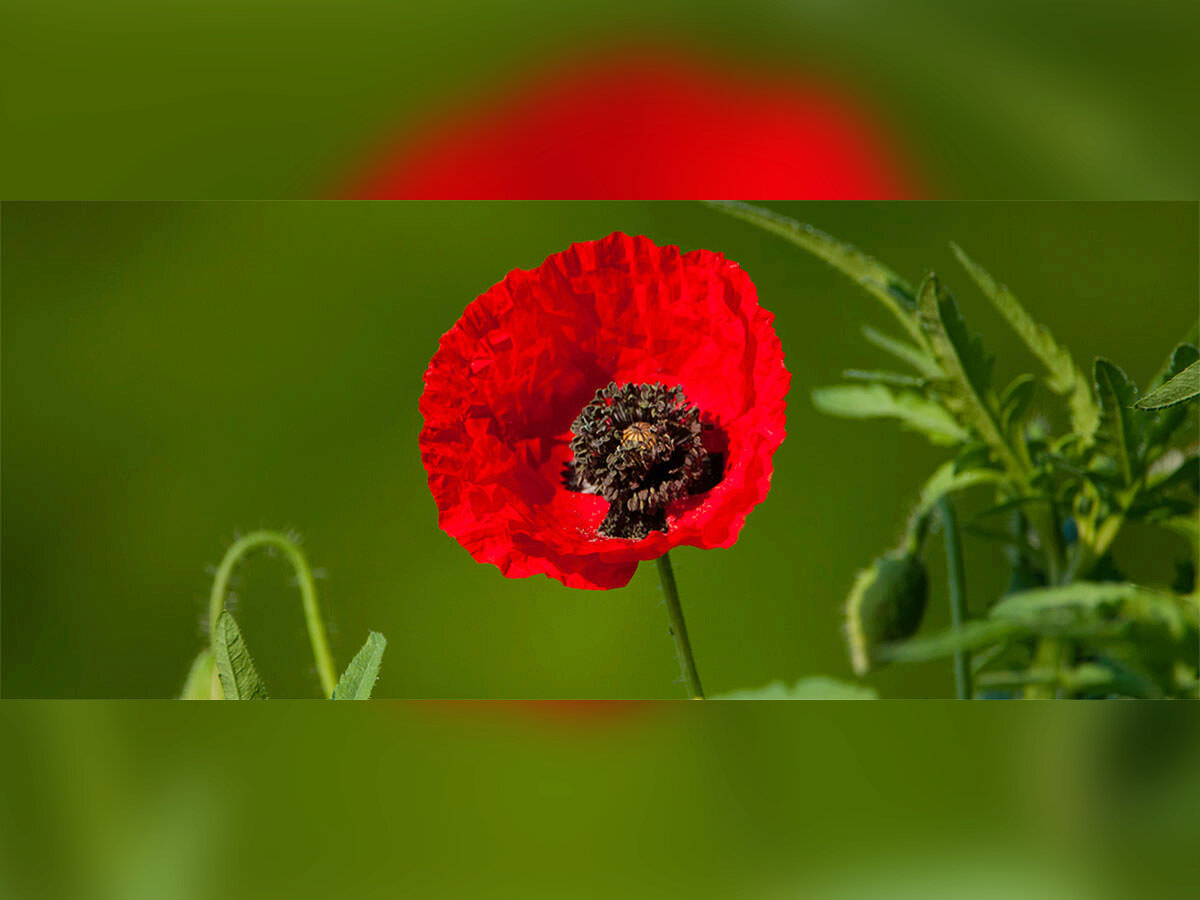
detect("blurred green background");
top-left (2, 201), bottom-right (1196, 698)
top-left (2, 702), bottom-right (1198, 900)
top-left (2, 0), bottom-right (1197, 199)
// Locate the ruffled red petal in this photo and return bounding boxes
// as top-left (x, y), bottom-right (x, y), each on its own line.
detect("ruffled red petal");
top-left (419, 232), bottom-right (789, 589)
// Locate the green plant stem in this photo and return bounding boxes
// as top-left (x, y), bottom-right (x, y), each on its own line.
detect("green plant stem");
top-left (208, 530), bottom-right (337, 698)
top-left (1024, 638), bottom-right (1067, 699)
top-left (656, 553), bottom-right (704, 699)
top-left (938, 498), bottom-right (971, 700)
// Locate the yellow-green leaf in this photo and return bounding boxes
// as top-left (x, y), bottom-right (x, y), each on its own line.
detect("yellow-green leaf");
top-left (1135, 360), bottom-right (1200, 410)
top-left (332, 631), bottom-right (387, 700)
top-left (812, 383), bottom-right (968, 445)
top-left (213, 611), bottom-right (269, 700)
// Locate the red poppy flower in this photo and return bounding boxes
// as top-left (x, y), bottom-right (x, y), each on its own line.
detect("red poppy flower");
top-left (419, 232), bottom-right (789, 589)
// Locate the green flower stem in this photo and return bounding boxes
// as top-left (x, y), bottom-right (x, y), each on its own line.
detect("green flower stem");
top-left (656, 552), bottom-right (704, 699)
top-left (208, 530), bottom-right (337, 698)
top-left (938, 498), bottom-right (971, 700)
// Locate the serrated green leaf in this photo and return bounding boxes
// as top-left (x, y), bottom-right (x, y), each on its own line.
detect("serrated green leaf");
top-left (332, 631), bottom-right (387, 700)
top-left (916, 275), bottom-right (1021, 476)
top-left (1149, 341), bottom-right (1199, 391)
top-left (1135, 360), bottom-right (1200, 410)
top-left (1093, 358), bottom-right (1141, 485)
top-left (716, 676), bottom-right (878, 700)
top-left (1143, 344), bottom-right (1200, 450)
top-left (875, 619), bottom-right (1021, 665)
top-left (812, 383), bottom-right (968, 445)
top-left (213, 611), bottom-right (269, 700)
top-left (860, 325), bottom-right (941, 378)
top-left (951, 243), bottom-right (1100, 446)
top-left (180, 649), bottom-right (217, 700)
top-left (705, 201), bottom-right (924, 342)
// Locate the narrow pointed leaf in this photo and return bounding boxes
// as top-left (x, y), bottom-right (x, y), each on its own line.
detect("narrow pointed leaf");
top-left (917, 275), bottom-right (1020, 473)
top-left (842, 369), bottom-right (925, 388)
top-left (812, 383), bottom-right (968, 445)
top-left (913, 459), bottom-right (1003, 523)
top-left (861, 325), bottom-right (942, 378)
top-left (212, 611), bottom-right (269, 700)
top-left (332, 631), bottom-right (387, 700)
top-left (875, 619), bottom-right (1021, 665)
top-left (1093, 358), bottom-right (1140, 484)
top-left (999, 374), bottom-right (1036, 437)
top-left (705, 201), bottom-right (923, 341)
top-left (716, 677), bottom-right (877, 700)
top-left (1143, 344), bottom-right (1200, 449)
top-left (952, 243), bottom-right (1099, 444)
top-left (1135, 359), bottom-right (1200, 410)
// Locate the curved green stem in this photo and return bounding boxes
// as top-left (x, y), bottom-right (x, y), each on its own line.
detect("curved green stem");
top-left (208, 530), bottom-right (337, 698)
top-left (938, 498), bottom-right (971, 700)
top-left (656, 553), bottom-right (704, 699)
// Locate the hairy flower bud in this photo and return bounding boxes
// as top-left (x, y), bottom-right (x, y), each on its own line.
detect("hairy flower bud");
top-left (844, 551), bottom-right (928, 676)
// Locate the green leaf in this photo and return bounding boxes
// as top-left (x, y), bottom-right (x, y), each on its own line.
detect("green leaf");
top-left (1135, 359), bottom-right (1200, 410)
top-left (861, 325), bottom-right (941, 378)
top-left (875, 619), bottom-right (1020, 665)
top-left (1146, 454), bottom-right (1199, 495)
top-left (212, 611), bottom-right (269, 700)
top-left (716, 676), bottom-right (877, 700)
top-left (999, 374), bottom-right (1036, 438)
top-left (842, 369), bottom-right (925, 389)
top-left (179, 649), bottom-right (217, 700)
top-left (951, 243), bottom-right (1100, 445)
top-left (1143, 344), bottom-right (1200, 450)
top-left (953, 442), bottom-right (995, 475)
top-left (705, 201), bottom-right (924, 342)
top-left (332, 631), bottom-right (387, 700)
top-left (991, 582), bottom-right (1192, 640)
top-left (1093, 358), bottom-right (1141, 485)
top-left (913, 459), bottom-right (1003, 524)
top-left (1148, 341), bottom-right (1199, 392)
top-left (811, 383), bottom-right (968, 445)
top-left (916, 275), bottom-right (1020, 474)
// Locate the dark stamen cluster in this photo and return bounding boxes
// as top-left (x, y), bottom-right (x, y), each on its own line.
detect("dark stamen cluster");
top-left (563, 382), bottom-right (717, 539)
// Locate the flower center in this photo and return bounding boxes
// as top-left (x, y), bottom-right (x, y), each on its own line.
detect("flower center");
top-left (563, 382), bottom-right (720, 539)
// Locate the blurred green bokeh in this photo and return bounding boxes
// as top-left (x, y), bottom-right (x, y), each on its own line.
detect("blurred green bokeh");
top-left (2, 201), bottom-right (1196, 698)
top-left (2, 703), bottom-right (1198, 900)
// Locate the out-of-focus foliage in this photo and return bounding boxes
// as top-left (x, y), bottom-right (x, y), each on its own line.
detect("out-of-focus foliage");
top-left (2, 703), bottom-right (1198, 900)
top-left (714, 201), bottom-right (1200, 698)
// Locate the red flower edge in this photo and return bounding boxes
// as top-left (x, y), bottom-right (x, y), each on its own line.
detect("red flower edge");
top-left (419, 232), bottom-right (790, 589)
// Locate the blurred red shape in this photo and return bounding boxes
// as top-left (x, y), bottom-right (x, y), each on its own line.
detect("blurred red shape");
top-left (344, 49), bottom-right (919, 199)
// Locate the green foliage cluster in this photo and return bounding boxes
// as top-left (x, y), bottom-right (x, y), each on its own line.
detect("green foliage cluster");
top-left (712, 201), bottom-right (1199, 699)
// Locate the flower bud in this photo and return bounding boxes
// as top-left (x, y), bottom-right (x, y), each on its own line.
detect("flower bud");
top-left (844, 551), bottom-right (928, 676)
